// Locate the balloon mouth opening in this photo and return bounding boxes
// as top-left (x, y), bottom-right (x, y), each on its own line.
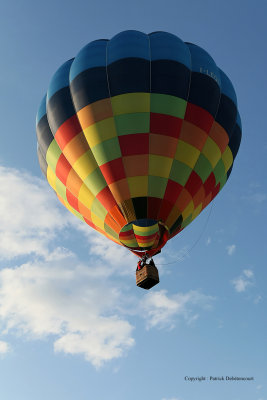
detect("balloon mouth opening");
top-left (119, 219), bottom-right (169, 257)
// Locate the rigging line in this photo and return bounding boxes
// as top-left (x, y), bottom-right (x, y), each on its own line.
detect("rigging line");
top-left (105, 40), bottom-right (112, 99)
top-left (157, 200), bottom-right (214, 266)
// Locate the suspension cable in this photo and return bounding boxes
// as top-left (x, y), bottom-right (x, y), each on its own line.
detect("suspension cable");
top-left (157, 201), bottom-right (214, 266)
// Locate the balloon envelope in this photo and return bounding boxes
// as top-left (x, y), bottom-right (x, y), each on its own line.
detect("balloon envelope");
top-left (36, 31), bottom-right (241, 258)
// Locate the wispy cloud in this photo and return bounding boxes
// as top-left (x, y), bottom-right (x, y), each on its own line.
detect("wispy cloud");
top-left (254, 295), bottom-right (262, 304)
top-left (242, 193), bottom-right (267, 204)
top-left (140, 289), bottom-right (214, 330)
top-left (206, 237), bottom-right (211, 245)
top-left (160, 245), bottom-right (190, 266)
top-left (231, 269), bottom-right (254, 292)
top-left (0, 340), bottom-right (11, 354)
top-left (77, 222), bottom-right (136, 276)
top-left (249, 182), bottom-right (261, 189)
top-left (162, 397), bottom-right (182, 400)
top-left (226, 244), bottom-right (236, 256)
top-left (217, 319), bottom-right (224, 329)
top-left (243, 269), bottom-right (253, 278)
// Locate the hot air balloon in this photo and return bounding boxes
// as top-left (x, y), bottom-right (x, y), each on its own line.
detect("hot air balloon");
top-left (36, 30), bottom-right (241, 289)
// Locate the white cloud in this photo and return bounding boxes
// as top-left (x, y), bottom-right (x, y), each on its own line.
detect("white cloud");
top-left (0, 165), bottom-right (216, 367)
top-left (206, 237), bottom-right (211, 245)
top-left (0, 257), bottom-right (215, 366)
top-left (0, 260), bottom-right (134, 368)
top-left (140, 289), bottom-right (214, 330)
top-left (0, 340), bottom-right (11, 354)
top-left (226, 244), bottom-right (236, 256)
top-left (0, 166), bottom-right (74, 260)
top-left (232, 277), bottom-right (250, 292)
top-left (231, 269), bottom-right (254, 293)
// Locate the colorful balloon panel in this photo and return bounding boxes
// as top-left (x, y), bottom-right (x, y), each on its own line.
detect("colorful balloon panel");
top-left (36, 30), bottom-right (242, 257)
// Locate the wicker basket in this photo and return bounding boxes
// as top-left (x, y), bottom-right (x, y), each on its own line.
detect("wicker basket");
top-left (136, 264), bottom-right (160, 289)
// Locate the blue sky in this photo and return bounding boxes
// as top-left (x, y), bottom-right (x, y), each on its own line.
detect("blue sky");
top-left (0, 1), bottom-right (266, 399)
